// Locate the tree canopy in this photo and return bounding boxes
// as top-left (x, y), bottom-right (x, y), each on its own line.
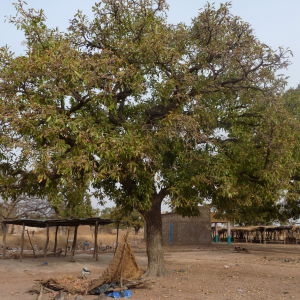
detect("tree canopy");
top-left (275, 85), bottom-right (300, 222)
top-left (0, 0), bottom-right (297, 275)
top-left (100, 206), bottom-right (144, 234)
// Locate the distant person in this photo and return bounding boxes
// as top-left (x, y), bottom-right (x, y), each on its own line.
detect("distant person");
top-left (83, 240), bottom-right (90, 250)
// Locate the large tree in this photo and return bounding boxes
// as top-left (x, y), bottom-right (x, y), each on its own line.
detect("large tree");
top-left (275, 85), bottom-right (300, 222)
top-left (211, 92), bottom-right (297, 225)
top-left (0, 1), bottom-right (294, 275)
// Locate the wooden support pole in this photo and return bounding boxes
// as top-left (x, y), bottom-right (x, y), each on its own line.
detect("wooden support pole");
top-left (71, 225), bottom-right (78, 261)
top-left (2, 223), bottom-right (7, 258)
top-left (119, 242), bottom-right (126, 287)
top-left (20, 223), bottom-right (25, 261)
top-left (64, 228), bottom-right (70, 257)
top-left (26, 230), bottom-right (36, 257)
top-left (44, 225), bottom-right (50, 258)
top-left (53, 226), bottom-right (59, 255)
top-left (115, 222), bottom-right (120, 254)
top-left (94, 221), bottom-right (99, 261)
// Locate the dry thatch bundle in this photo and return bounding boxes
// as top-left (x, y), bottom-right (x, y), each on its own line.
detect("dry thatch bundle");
top-left (40, 275), bottom-right (90, 294)
top-left (88, 233), bottom-right (144, 292)
top-left (37, 233), bottom-right (143, 295)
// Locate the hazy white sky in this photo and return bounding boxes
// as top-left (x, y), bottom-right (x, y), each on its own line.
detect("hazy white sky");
top-left (1, 0), bottom-right (299, 88)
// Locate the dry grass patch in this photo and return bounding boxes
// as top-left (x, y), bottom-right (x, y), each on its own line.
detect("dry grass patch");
top-left (1, 226), bottom-right (145, 256)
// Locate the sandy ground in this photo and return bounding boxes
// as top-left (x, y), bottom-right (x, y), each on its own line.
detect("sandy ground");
top-left (0, 243), bottom-right (300, 300)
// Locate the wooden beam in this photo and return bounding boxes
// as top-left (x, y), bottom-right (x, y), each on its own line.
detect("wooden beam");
top-left (94, 221), bottom-right (99, 261)
top-left (20, 223), bottom-right (25, 261)
top-left (71, 225), bottom-right (78, 261)
top-left (1, 223), bottom-right (7, 258)
top-left (53, 226), bottom-right (59, 255)
top-left (43, 225), bottom-right (50, 258)
top-left (65, 228), bottom-right (70, 256)
top-left (115, 222), bottom-right (120, 254)
top-left (26, 230), bottom-right (36, 257)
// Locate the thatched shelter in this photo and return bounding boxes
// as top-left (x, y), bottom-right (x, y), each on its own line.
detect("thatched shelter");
top-left (217, 225), bottom-right (300, 244)
top-left (1, 217), bottom-right (114, 260)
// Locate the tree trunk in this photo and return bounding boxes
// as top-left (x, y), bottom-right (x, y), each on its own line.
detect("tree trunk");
top-left (142, 194), bottom-right (166, 277)
top-left (2, 223), bottom-right (7, 258)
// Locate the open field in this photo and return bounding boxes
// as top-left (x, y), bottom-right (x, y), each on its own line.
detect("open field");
top-left (1, 229), bottom-right (300, 300)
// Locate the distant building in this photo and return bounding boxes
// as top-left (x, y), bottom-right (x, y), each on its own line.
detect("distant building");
top-left (161, 207), bottom-right (211, 245)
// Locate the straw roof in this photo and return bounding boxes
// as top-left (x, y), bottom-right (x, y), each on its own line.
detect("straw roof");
top-left (2, 217), bottom-right (114, 228)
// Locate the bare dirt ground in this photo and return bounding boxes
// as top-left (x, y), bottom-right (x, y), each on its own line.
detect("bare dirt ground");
top-left (1, 242), bottom-right (300, 300)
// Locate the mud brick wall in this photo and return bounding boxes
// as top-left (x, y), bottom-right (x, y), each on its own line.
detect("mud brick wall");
top-left (162, 208), bottom-right (211, 245)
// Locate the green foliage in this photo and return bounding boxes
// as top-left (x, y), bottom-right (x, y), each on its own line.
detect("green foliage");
top-left (274, 85), bottom-right (300, 222)
top-left (0, 1), bottom-right (297, 234)
top-left (212, 92), bottom-right (298, 223)
top-left (100, 206), bottom-right (144, 233)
